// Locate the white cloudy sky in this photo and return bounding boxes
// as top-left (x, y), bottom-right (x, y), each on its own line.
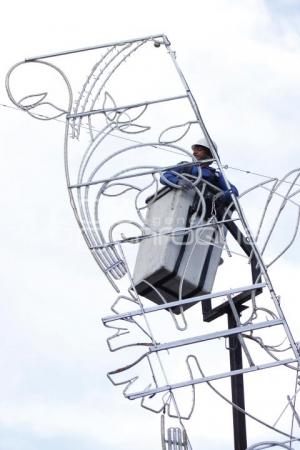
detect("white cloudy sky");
top-left (1, 1), bottom-right (300, 450)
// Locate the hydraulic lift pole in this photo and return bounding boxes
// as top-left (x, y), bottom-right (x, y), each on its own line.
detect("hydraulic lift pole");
top-left (228, 310), bottom-right (247, 450)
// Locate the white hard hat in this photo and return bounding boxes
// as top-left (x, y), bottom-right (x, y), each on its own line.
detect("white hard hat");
top-left (191, 137), bottom-right (217, 151)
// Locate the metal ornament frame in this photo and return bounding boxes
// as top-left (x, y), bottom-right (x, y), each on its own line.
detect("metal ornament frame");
top-left (6, 34), bottom-right (300, 450)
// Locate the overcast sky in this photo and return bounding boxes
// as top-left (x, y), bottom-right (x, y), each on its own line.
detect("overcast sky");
top-left (1, 1), bottom-right (300, 450)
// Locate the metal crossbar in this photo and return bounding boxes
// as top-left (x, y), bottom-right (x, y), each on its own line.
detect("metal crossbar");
top-left (67, 95), bottom-right (188, 119)
top-left (149, 319), bottom-right (284, 352)
top-left (25, 34), bottom-right (168, 61)
top-left (102, 283), bottom-right (267, 323)
top-left (127, 358), bottom-right (297, 400)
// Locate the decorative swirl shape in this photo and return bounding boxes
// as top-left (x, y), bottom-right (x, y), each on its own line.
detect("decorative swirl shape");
top-left (108, 220), bottom-right (145, 243)
top-left (102, 91), bottom-right (150, 134)
top-left (5, 60), bottom-right (73, 120)
top-left (159, 121), bottom-right (197, 144)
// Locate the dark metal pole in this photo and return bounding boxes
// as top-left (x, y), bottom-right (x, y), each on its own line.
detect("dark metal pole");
top-left (228, 311), bottom-right (247, 450)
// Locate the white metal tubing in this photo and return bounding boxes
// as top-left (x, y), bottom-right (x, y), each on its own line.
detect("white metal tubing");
top-left (91, 217), bottom-right (240, 249)
top-left (287, 395), bottom-right (300, 427)
top-left (68, 159), bottom-right (215, 189)
top-left (102, 283), bottom-right (267, 323)
top-left (126, 358), bottom-right (296, 400)
top-left (67, 94), bottom-right (188, 119)
top-left (25, 34), bottom-right (166, 61)
top-left (149, 319), bottom-right (283, 352)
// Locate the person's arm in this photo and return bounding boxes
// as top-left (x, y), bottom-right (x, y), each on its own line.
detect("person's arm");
top-left (160, 170), bottom-right (180, 185)
top-left (160, 161), bottom-right (191, 186)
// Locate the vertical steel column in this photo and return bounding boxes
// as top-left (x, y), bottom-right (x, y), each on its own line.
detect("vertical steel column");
top-left (228, 311), bottom-right (247, 450)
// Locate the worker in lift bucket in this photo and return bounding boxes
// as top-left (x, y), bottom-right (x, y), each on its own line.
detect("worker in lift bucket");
top-left (160, 137), bottom-right (239, 208)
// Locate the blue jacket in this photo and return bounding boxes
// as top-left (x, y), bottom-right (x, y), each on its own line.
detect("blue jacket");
top-left (160, 163), bottom-right (238, 201)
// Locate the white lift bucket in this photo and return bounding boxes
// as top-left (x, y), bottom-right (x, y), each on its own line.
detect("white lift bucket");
top-left (133, 186), bottom-right (226, 313)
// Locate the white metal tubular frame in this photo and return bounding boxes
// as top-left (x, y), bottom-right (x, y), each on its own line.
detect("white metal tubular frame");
top-left (6, 33), bottom-right (300, 449)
